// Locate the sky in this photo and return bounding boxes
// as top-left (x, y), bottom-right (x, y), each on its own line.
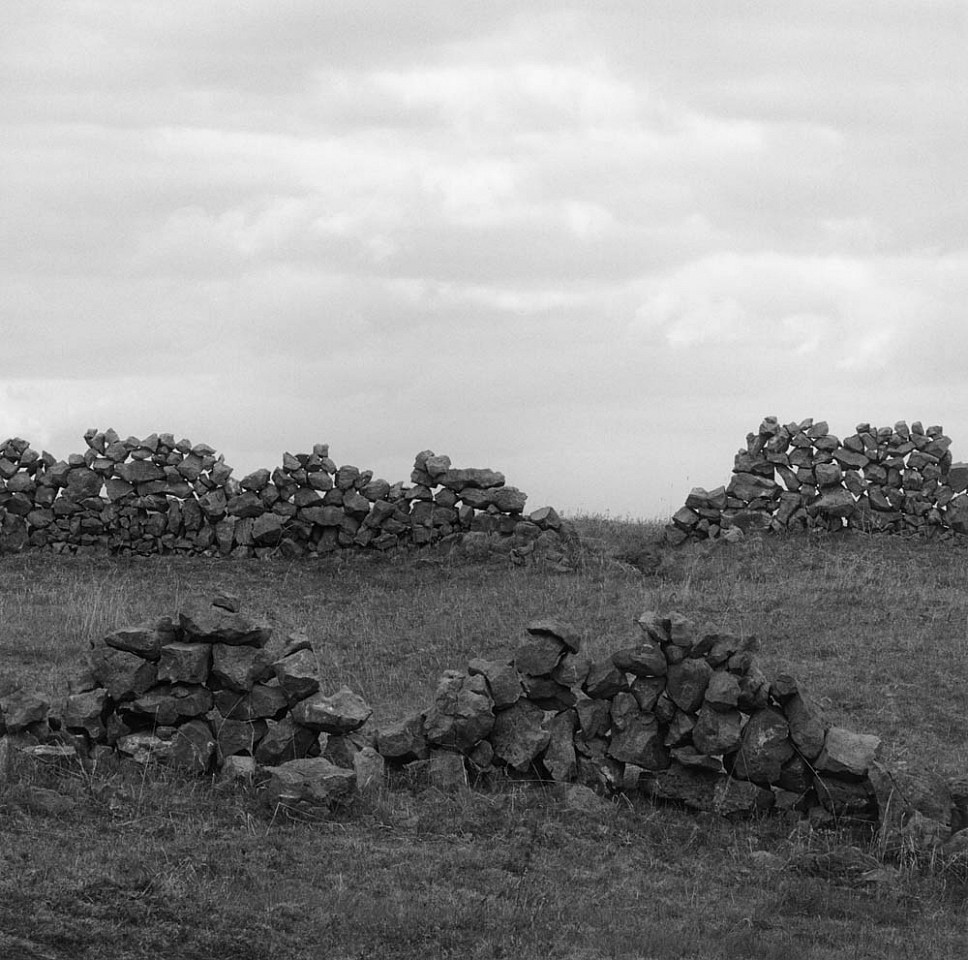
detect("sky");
top-left (2, 1), bottom-right (966, 519)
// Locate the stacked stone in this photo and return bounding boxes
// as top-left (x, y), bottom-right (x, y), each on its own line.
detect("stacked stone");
top-left (374, 613), bottom-right (890, 823)
top-left (3, 608), bottom-right (966, 842)
top-left (56, 595), bottom-right (372, 791)
top-left (669, 416), bottom-right (968, 544)
top-left (0, 431), bottom-right (575, 564)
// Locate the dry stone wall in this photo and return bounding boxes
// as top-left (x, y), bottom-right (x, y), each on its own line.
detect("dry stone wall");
top-left (2, 599), bottom-right (965, 849)
top-left (668, 416), bottom-right (968, 544)
top-left (0, 429), bottom-right (575, 566)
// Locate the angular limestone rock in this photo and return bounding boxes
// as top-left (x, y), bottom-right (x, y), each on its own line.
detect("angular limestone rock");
top-left (666, 660), bottom-right (713, 713)
top-left (212, 716), bottom-right (268, 761)
top-left (525, 618), bottom-right (581, 653)
top-left (260, 757), bottom-right (356, 812)
top-left (423, 672), bottom-right (494, 750)
top-left (611, 642), bottom-right (667, 677)
top-left (704, 671), bottom-right (741, 711)
top-left (731, 708), bottom-right (793, 786)
top-left (608, 711), bottom-right (670, 771)
top-left (131, 684), bottom-right (213, 725)
top-left (490, 700), bottom-right (551, 773)
top-left (542, 710), bottom-right (577, 782)
top-left (90, 646), bottom-right (158, 701)
top-left (63, 687), bottom-right (108, 740)
top-left (291, 687), bottom-right (373, 735)
top-left (429, 749), bottom-right (468, 792)
top-left (0, 689), bottom-right (50, 733)
top-left (104, 621), bottom-right (169, 661)
top-left (692, 705), bottom-right (742, 756)
top-left (376, 713), bottom-right (429, 763)
top-left (253, 717), bottom-right (317, 765)
top-left (211, 644), bottom-right (274, 693)
top-left (783, 693), bottom-right (827, 760)
top-left (272, 648), bottom-right (320, 704)
top-left (157, 643), bottom-right (212, 685)
top-left (178, 602), bottom-right (271, 647)
top-left (513, 633), bottom-right (567, 676)
top-left (815, 727), bottom-right (881, 779)
top-left (171, 719), bottom-right (216, 774)
top-left (583, 659), bottom-right (628, 699)
top-left (213, 684), bottom-right (288, 722)
top-left (353, 746), bottom-right (386, 793)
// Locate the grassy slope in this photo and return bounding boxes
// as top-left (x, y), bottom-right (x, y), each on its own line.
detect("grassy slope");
top-left (1, 520), bottom-right (967, 959)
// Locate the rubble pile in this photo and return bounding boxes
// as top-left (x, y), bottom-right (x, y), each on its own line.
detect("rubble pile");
top-left (669, 417), bottom-right (968, 543)
top-left (0, 430), bottom-right (575, 567)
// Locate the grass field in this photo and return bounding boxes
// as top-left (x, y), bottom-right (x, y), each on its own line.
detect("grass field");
top-left (1, 519), bottom-right (967, 959)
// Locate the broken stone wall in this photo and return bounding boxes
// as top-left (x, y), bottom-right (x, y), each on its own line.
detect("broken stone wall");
top-left (5, 602), bottom-right (964, 849)
top-left (0, 429), bottom-right (574, 565)
top-left (668, 417), bottom-right (968, 544)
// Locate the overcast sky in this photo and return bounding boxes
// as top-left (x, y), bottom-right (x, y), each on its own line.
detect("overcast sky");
top-left (2, 2), bottom-right (966, 519)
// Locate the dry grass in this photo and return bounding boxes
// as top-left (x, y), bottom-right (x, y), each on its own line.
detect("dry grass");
top-left (2, 520), bottom-right (967, 959)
